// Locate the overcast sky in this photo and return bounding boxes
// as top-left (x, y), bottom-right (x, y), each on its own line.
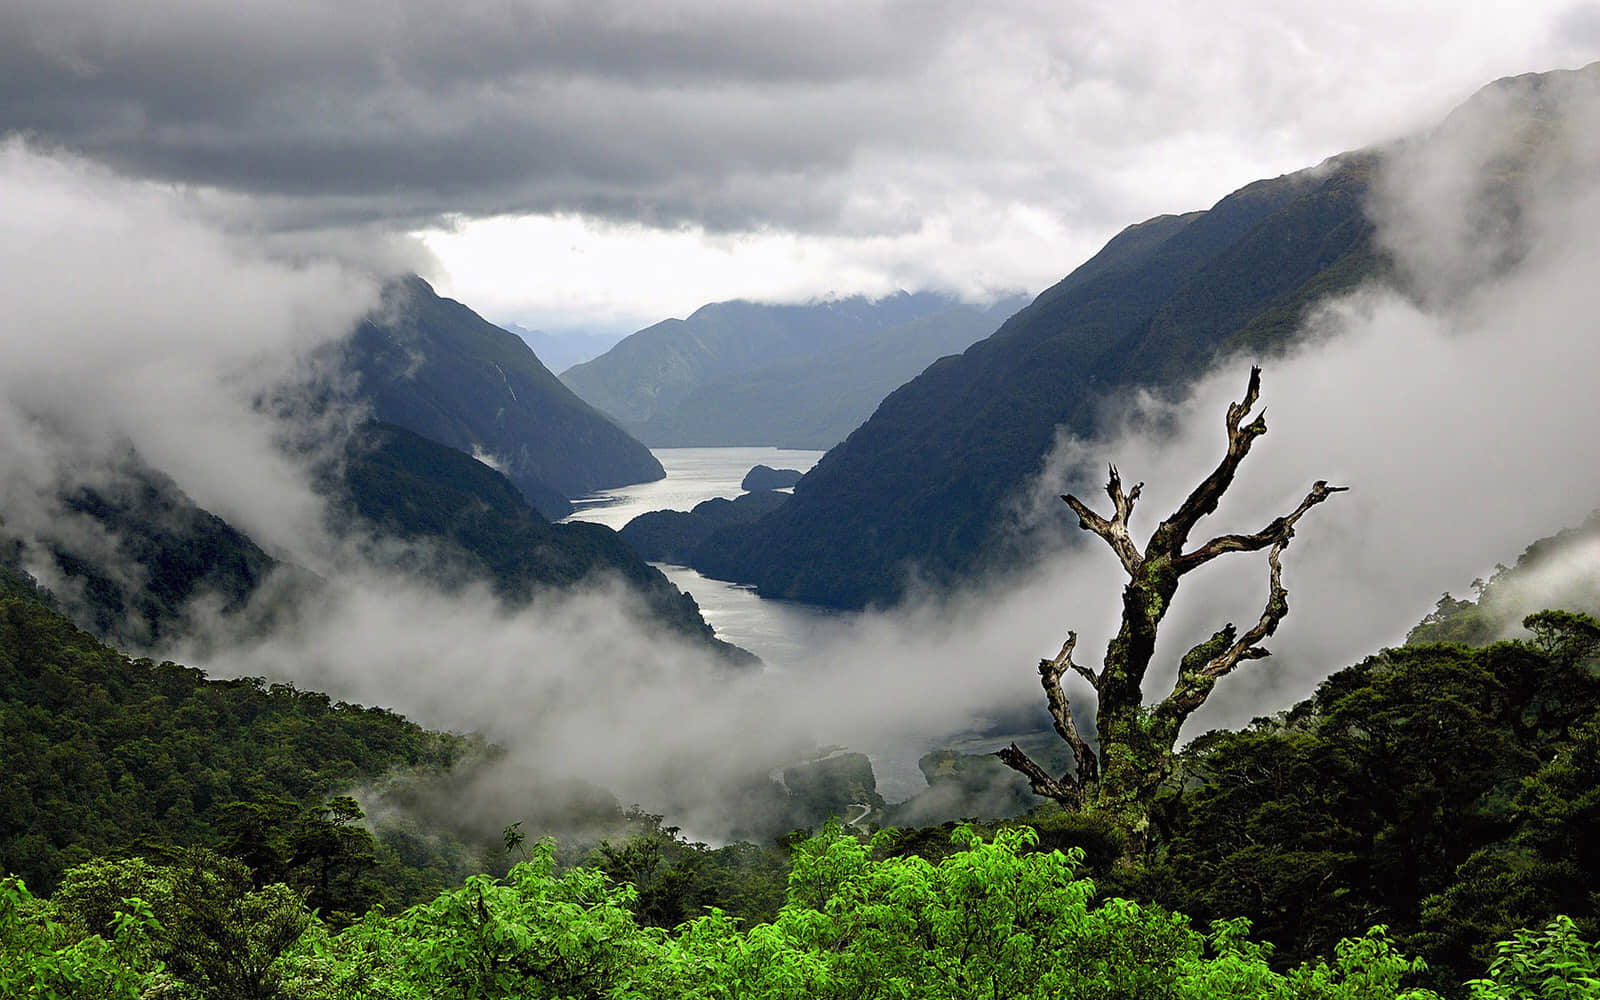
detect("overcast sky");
top-left (4, 1), bottom-right (1598, 335)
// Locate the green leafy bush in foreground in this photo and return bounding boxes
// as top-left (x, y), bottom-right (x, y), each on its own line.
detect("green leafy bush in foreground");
top-left (1466, 916), bottom-right (1600, 999)
top-left (5, 824), bottom-right (1589, 999)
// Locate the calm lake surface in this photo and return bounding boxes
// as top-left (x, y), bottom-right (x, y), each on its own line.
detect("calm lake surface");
top-left (563, 447), bottom-right (848, 667)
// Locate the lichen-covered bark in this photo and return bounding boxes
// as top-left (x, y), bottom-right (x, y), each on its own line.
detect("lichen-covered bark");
top-left (995, 368), bottom-right (1344, 863)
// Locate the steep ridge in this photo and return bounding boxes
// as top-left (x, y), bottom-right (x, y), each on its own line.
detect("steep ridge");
top-left (346, 276), bottom-right (664, 519)
top-left (330, 422), bottom-right (746, 658)
top-left (0, 430), bottom-right (739, 661)
top-left (0, 458), bottom-right (285, 651)
top-left (691, 64), bottom-right (1600, 610)
top-left (694, 157), bottom-right (1381, 608)
top-left (1407, 511), bottom-right (1600, 647)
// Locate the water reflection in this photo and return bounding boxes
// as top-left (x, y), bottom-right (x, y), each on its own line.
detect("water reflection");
top-left (563, 447), bottom-right (843, 663)
top-left (566, 446), bottom-right (823, 531)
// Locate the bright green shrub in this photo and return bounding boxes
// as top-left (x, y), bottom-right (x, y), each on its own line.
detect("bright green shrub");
top-left (1467, 916), bottom-right (1600, 999)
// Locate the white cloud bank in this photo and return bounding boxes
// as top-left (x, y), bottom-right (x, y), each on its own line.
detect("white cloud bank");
top-left (6, 58), bottom-right (1600, 839)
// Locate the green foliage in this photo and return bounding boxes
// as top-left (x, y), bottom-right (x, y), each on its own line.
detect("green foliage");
top-left (1415, 711), bottom-right (1600, 978)
top-left (1408, 514), bottom-right (1600, 648)
top-left (590, 809), bottom-right (788, 929)
top-left (1144, 629), bottom-right (1600, 989)
top-left (0, 585), bottom-right (470, 896)
top-left (26, 825), bottom-right (1600, 1000)
top-left (47, 856), bottom-right (176, 939)
top-left (652, 824), bottom-right (1446, 1000)
top-left (162, 852), bottom-right (312, 1000)
top-left (1467, 917), bottom-right (1600, 999)
top-left (1410, 593), bottom-right (1494, 646)
top-left (349, 839), bottom-right (657, 999)
top-left (286, 797), bottom-right (380, 922)
top-left (0, 873), bottom-right (162, 1000)
top-left (35, 850), bottom-right (314, 999)
top-left (0, 539), bottom-right (56, 609)
top-left (1522, 610), bottom-right (1600, 663)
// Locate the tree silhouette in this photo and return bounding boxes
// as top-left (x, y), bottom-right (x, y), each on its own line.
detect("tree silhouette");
top-left (995, 367), bottom-right (1345, 859)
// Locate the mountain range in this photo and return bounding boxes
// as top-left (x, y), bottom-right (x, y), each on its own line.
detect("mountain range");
top-left (662, 64), bottom-right (1598, 610)
top-left (502, 323), bottom-right (626, 376)
top-left (0, 274), bottom-right (742, 662)
top-left (560, 292), bottom-right (1022, 449)
top-left (622, 296), bottom-right (1029, 449)
top-left (666, 161), bottom-right (1381, 606)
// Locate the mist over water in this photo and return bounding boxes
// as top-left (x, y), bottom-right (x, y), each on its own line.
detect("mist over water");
top-left (6, 67), bottom-right (1600, 840)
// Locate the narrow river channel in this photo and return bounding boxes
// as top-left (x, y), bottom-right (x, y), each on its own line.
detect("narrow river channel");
top-left (562, 447), bottom-right (849, 668)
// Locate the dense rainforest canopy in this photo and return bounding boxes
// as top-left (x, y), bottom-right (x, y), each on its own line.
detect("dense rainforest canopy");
top-left (6, 534), bottom-right (1600, 997)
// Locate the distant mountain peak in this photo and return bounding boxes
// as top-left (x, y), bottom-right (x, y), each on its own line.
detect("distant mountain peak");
top-left (345, 275), bottom-right (663, 519)
top-left (559, 291), bottom-right (1006, 440)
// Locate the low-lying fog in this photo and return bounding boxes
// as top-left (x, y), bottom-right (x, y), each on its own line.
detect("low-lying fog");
top-left (5, 73), bottom-right (1600, 839)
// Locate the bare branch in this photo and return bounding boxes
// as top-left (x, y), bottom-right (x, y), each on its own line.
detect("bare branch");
top-left (1061, 464), bottom-right (1145, 576)
top-left (1067, 660), bottom-right (1099, 690)
top-left (1037, 632), bottom-right (1101, 788)
top-left (994, 743), bottom-right (1081, 805)
top-left (1174, 480), bottom-right (1349, 574)
top-left (1153, 366), bottom-right (1270, 556)
top-left (1203, 543), bottom-right (1291, 680)
top-left (994, 630), bottom-right (1101, 802)
top-left (1158, 482), bottom-right (1343, 732)
top-left (1228, 365), bottom-right (1264, 434)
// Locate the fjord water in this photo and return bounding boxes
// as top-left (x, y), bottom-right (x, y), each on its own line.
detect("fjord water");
top-left (563, 447), bottom-right (845, 666)
top-left (567, 447), bottom-right (1053, 803)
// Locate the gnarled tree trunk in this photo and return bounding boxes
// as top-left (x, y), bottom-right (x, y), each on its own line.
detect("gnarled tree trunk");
top-left (996, 367), bottom-right (1344, 861)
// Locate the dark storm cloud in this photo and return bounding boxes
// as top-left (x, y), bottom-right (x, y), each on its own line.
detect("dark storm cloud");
top-left (14, 1), bottom-right (1583, 242)
top-left (0, 0), bottom-right (976, 231)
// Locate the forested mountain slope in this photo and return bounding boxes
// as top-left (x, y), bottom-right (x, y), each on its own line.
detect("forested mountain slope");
top-left (9, 542), bottom-right (1600, 996)
top-left (1142, 614), bottom-right (1600, 992)
top-left (1408, 510), bottom-right (1600, 647)
top-left (346, 276), bottom-right (664, 519)
top-left (0, 425), bottom-right (734, 661)
top-left (0, 460), bottom-right (290, 652)
top-left (0, 565), bottom-right (472, 896)
top-left (329, 422), bottom-right (743, 656)
top-left (694, 157), bottom-right (1382, 607)
top-left (694, 64), bottom-right (1596, 610)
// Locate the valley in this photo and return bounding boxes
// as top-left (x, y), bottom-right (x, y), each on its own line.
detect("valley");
top-left (4, 23), bottom-right (1600, 996)
top-left (562, 446), bottom-right (840, 667)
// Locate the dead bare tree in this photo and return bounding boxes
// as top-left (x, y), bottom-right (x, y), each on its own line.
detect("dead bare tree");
top-left (995, 367), bottom-right (1344, 858)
